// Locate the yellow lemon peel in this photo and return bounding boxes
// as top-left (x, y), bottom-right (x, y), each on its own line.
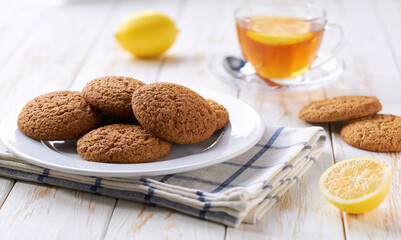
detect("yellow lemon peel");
top-left (319, 157), bottom-right (391, 214)
top-left (115, 10), bottom-right (178, 58)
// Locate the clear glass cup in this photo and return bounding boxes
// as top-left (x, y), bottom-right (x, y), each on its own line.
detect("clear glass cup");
top-left (235, 2), bottom-right (345, 85)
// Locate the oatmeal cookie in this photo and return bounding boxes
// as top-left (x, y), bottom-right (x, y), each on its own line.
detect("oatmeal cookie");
top-left (341, 114), bottom-right (401, 152)
top-left (17, 90), bottom-right (101, 141)
top-left (77, 124), bottom-right (172, 163)
top-left (132, 82), bottom-right (217, 144)
top-left (83, 76), bottom-right (145, 117)
top-left (206, 99), bottom-right (229, 130)
top-left (299, 95), bottom-right (382, 122)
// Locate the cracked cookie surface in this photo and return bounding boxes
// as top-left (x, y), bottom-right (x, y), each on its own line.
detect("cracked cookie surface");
top-left (83, 76), bottom-right (145, 117)
top-left (77, 124), bottom-right (172, 163)
top-left (17, 90), bottom-right (101, 141)
top-left (132, 82), bottom-right (217, 144)
top-left (299, 95), bottom-right (382, 122)
top-left (206, 99), bottom-right (229, 131)
top-left (341, 114), bottom-right (401, 152)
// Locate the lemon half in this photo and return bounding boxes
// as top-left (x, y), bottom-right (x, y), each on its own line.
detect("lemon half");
top-left (319, 157), bottom-right (391, 214)
top-left (115, 11), bottom-right (178, 58)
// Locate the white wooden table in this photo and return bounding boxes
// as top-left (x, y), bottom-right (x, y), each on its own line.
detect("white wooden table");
top-left (0, 0), bottom-right (400, 239)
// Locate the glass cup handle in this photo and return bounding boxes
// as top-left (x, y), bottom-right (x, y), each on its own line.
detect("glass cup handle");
top-left (311, 23), bottom-right (346, 69)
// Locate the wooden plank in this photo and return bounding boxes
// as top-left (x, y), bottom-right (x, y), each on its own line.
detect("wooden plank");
top-left (69, 0), bottom-right (182, 90)
top-left (228, 92), bottom-right (344, 240)
top-left (0, 0), bottom-right (49, 68)
top-left (104, 201), bottom-right (225, 240)
top-left (98, 0), bottom-right (227, 237)
top-left (373, 0), bottom-right (401, 75)
top-left (227, 141), bottom-right (344, 240)
top-left (0, 182), bottom-right (115, 240)
top-left (0, 0), bottom-right (115, 120)
top-left (371, 2), bottom-right (401, 235)
top-left (1, 0), bottom-right (398, 239)
top-left (322, 0), bottom-right (401, 239)
top-left (0, 5), bottom-right (46, 205)
top-left (155, 0), bottom-right (241, 95)
top-left (0, 2), bottom-right (120, 239)
top-left (226, 0), bottom-right (346, 238)
top-left (0, 143), bottom-right (15, 206)
top-left (231, 0), bottom-right (400, 238)
top-left (0, 178), bottom-right (14, 207)
top-left (152, 0), bottom-right (343, 238)
top-left (142, 0), bottom-right (243, 236)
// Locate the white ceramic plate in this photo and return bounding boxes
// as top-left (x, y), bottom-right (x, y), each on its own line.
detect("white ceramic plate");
top-left (0, 88), bottom-right (265, 177)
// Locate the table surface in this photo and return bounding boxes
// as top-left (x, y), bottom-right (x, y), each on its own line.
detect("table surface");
top-left (0, 0), bottom-right (400, 239)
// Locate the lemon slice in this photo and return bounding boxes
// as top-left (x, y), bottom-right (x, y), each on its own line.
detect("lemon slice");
top-left (246, 16), bottom-right (313, 45)
top-left (115, 11), bottom-right (178, 58)
top-left (319, 157), bottom-right (391, 214)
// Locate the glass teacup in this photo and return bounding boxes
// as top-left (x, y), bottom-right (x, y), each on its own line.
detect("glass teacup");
top-left (235, 2), bottom-right (345, 85)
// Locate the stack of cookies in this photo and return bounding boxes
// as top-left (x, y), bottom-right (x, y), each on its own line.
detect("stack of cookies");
top-left (17, 76), bottom-right (229, 163)
top-left (298, 95), bottom-right (401, 152)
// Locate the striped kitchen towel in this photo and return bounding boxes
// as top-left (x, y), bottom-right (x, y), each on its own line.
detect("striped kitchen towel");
top-left (0, 125), bottom-right (325, 227)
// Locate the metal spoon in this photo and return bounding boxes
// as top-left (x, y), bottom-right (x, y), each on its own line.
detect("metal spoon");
top-left (223, 56), bottom-right (256, 81)
top-left (223, 56), bottom-right (284, 88)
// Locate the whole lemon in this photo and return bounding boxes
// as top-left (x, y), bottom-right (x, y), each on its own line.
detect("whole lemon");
top-left (115, 11), bottom-right (178, 58)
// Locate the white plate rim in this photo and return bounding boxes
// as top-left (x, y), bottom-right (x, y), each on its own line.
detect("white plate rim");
top-left (0, 87), bottom-right (265, 177)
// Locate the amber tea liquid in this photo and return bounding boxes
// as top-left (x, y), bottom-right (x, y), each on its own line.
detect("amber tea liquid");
top-left (236, 16), bottom-right (324, 79)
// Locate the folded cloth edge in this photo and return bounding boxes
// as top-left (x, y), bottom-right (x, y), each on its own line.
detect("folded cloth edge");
top-left (0, 126), bottom-right (326, 228)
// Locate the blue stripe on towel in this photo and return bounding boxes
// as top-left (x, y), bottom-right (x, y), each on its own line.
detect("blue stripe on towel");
top-left (253, 132), bottom-right (325, 151)
top-left (197, 191), bottom-right (205, 202)
top-left (141, 178), bottom-right (156, 206)
top-left (160, 174), bottom-right (174, 183)
top-left (282, 164), bottom-right (293, 170)
top-left (169, 175), bottom-right (266, 189)
top-left (266, 195), bottom-right (280, 201)
top-left (263, 185), bottom-right (273, 190)
top-left (256, 141), bottom-right (307, 149)
top-left (305, 156), bottom-right (316, 163)
top-left (90, 178), bottom-right (102, 192)
top-left (211, 127), bottom-right (284, 193)
top-left (221, 160), bottom-right (288, 170)
top-left (0, 125), bottom-right (325, 227)
top-left (199, 202), bottom-right (211, 219)
top-left (169, 175), bottom-right (240, 187)
top-left (0, 166), bottom-right (239, 225)
top-left (145, 187), bottom-right (155, 204)
top-left (37, 168), bottom-right (49, 182)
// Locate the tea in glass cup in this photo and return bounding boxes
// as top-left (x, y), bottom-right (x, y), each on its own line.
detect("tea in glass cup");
top-left (235, 2), bottom-right (344, 83)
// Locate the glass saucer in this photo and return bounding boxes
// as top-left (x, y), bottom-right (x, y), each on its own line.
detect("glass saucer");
top-left (208, 54), bottom-right (345, 93)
